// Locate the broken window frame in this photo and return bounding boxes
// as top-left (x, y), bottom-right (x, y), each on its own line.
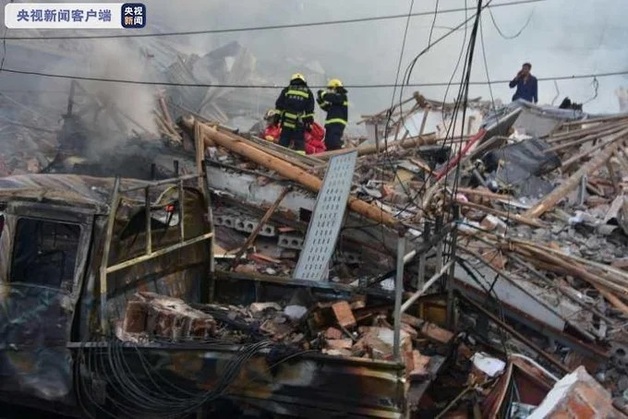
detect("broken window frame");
top-left (0, 202), bottom-right (95, 344)
top-left (10, 216), bottom-right (82, 291)
top-left (3, 203), bottom-right (94, 294)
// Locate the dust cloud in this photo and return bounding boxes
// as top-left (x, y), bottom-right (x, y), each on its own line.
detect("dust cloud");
top-left (0, 0), bottom-right (627, 139)
top-left (146, 0), bottom-right (628, 113)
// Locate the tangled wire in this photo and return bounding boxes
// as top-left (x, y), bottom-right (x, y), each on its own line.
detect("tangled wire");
top-left (74, 337), bottom-right (276, 418)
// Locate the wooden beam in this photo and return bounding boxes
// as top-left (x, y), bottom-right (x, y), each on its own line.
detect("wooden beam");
top-left (181, 118), bottom-right (401, 229)
top-left (524, 128), bottom-right (628, 218)
top-left (459, 201), bottom-right (546, 228)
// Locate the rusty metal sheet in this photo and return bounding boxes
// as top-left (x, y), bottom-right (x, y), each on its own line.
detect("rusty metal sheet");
top-left (0, 284), bottom-right (73, 402)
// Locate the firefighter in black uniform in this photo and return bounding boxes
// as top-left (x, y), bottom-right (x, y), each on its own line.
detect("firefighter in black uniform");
top-left (317, 78), bottom-right (348, 150)
top-left (274, 73), bottom-right (315, 154)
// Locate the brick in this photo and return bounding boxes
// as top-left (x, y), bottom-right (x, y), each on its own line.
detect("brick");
top-left (332, 301), bottom-right (357, 329)
top-left (358, 327), bottom-right (412, 362)
top-left (364, 335), bottom-right (393, 360)
top-left (324, 327), bottom-right (344, 340)
top-left (153, 310), bottom-right (175, 338)
top-left (400, 322), bottom-right (419, 339)
top-left (326, 339), bottom-right (353, 350)
top-left (190, 318), bottom-right (216, 339)
top-left (260, 319), bottom-right (294, 341)
top-left (401, 313), bottom-right (424, 328)
top-left (408, 350), bottom-right (431, 381)
top-left (234, 264), bottom-right (259, 274)
top-left (350, 295), bottom-right (367, 310)
top-left (565, 396), bottom-right (596, 418)
top-left (122, 300), bottom-right (147, 333)
top-left (420, 322), bottom-right (454, 344)
top-left (531, 367), bottom-right (616, 419)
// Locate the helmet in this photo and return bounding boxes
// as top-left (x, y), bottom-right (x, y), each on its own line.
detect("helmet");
top-left (327, 78), bottom-right (343, 88)
top-left (291, 73), bottom-right (306, 83)
top-left (264, 109), bottom-right (278, 120)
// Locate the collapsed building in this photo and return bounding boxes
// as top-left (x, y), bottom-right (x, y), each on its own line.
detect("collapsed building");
top-left (0, 40), bottom-right (628, 419)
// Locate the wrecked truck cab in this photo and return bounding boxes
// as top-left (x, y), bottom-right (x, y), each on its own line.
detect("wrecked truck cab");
top-left (0, 173), bottom-right (414, 418)
top-left (0, 173), bottom-right (213, 413)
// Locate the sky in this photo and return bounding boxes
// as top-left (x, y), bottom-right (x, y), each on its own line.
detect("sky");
top-left (148, 0), bottom-right (628, 115)
top-left (0, 0), bottom-right (627, 132)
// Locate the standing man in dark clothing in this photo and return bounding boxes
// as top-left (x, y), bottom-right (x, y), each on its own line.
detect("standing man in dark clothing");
top-left (317, 79), bottom-right (348, 150)
top-left (509, 62), bottom-right (538, 103)
top-left (275, 73), bottom-right (315, 155)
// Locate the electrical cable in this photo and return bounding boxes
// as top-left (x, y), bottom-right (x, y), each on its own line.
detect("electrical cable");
top-left (488, 3), bottom-right (534, 39)
top-left (1, 0), bottom-right (547, 41)
top-left (387, 0), bottom-right (482, 227)
top-left (380, 0), bottom-right (475, 210)
top-left (73, 319), bottom-right (317, 418)
top-left (477, 4), bottom-right (517, 266)
top-left (584, 76), bottom-right (600, 104)
top-left (381, 0), bottom-right (473, 227)
top-left (427, 0), bottom-right (441, 46)
top-left (379, 0), bottom-right (418, 268)
top-left (1, 66), bottom-right (626, 89)
top-left (479, 15), bottom-right (497, 114)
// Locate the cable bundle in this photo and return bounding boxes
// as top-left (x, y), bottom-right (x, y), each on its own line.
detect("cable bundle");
top-left (74, 338), bottom-right (273, 418)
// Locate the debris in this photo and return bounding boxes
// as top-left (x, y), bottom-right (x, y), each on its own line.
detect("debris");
top-left (249, 302), bottom-right (282, 314)
top-left (118, 293), bottom-right (217, 342)
top-left (326, 339), bottom-right (353, 350)
top-left (284, 305), bottom-right (308, 321)
top-left (5, 64), bottom-right (628, 419)
top-left (408, 350), bottom-right (431, 381)
top-left (529, 366), bottom-right (619, 419)
top-left (324, 327), bottom-right (344, 340)
top-left (332, 301), bottom-right (357, 329)
top-left (420, 322), bottom-right (454, 344)
top-left (470, 352), bottom-right (506, 378)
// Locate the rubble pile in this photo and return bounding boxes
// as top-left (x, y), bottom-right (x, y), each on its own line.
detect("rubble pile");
top-left (171, 97), bottom-right (628, 416)
top-left (5, 60), bottom-right (628, 415)
top-left (117, 291), bottom-right (456, 383)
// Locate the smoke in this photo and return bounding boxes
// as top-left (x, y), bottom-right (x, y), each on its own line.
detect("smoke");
top-left (1, 0), bottom-right (628, 142)
top-left (144, 0), bottom-right (628, 118)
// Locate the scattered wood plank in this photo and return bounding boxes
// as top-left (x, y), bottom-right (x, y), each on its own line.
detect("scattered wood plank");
top-left (524, 128), bottom-right (628, 218)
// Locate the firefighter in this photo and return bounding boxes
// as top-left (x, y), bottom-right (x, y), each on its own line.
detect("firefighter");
top-left (317, 78), bottom-right (348, 150)
top-left (274, 73), bottom-right (315, 154)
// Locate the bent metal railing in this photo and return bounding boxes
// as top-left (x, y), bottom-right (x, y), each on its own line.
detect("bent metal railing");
top-left (99, 170), bottom-right (214, 335)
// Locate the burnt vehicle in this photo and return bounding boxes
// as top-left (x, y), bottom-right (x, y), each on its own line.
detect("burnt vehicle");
top-left (0, 172), bottom-right (409, 418)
